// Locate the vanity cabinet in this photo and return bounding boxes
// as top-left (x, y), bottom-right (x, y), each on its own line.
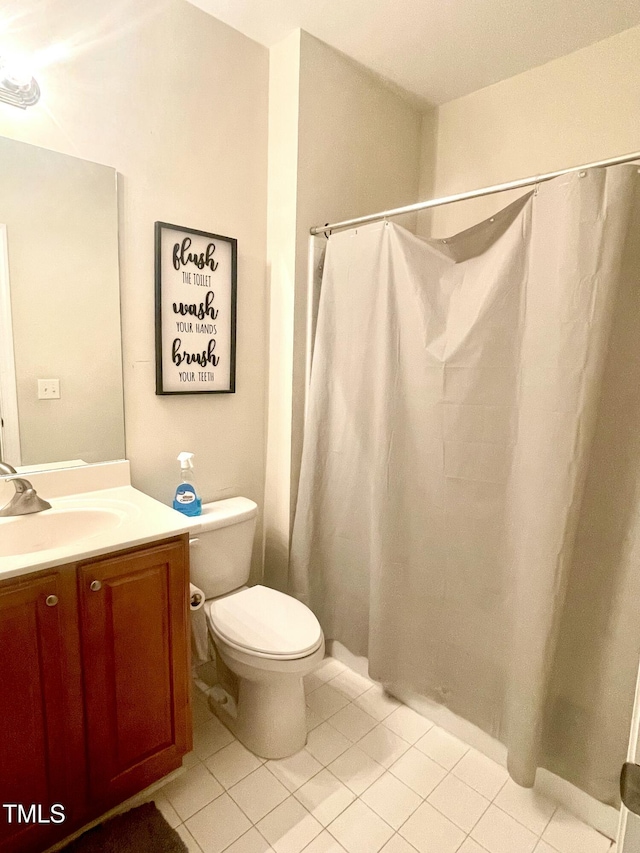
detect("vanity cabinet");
top-left (78, 539), bottom-right (191, 810)
top-left (0, 535), bottom-right (191, 853)
top-left (0, 569), bottom-right (86, 853)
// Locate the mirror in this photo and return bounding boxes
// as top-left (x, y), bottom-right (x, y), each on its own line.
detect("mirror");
top-left (0, 137), bottom-right (124, 470)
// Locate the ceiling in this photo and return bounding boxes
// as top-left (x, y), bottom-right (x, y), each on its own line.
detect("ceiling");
top-left (188, 0), bottom-right (640, 105)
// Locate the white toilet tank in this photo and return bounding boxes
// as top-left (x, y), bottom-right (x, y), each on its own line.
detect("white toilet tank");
top-left (186, 497), bottom-right (258, 599)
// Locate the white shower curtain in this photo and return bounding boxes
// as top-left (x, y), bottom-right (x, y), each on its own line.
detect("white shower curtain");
top-left (290, 165), bottom-right (640, 803)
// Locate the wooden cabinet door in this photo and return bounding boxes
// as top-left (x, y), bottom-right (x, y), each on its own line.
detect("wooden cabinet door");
top-left (0, 570), bottom-right (85, 853)
top-left (78, 538), bottom-right (191, 809)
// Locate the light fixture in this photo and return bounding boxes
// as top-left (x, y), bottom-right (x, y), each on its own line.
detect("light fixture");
top-left (0, 56), bottom-right (40, 108)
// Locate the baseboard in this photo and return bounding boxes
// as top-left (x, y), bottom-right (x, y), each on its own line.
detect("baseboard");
top-left (327, 640), bottom-right (619, 840)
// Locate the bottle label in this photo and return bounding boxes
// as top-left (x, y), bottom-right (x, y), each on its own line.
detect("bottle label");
top-left (175, 485), bottom-right (196, 504)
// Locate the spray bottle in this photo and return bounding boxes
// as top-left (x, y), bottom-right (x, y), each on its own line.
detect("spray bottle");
top-left (173, 452), bottom-right (202, 516)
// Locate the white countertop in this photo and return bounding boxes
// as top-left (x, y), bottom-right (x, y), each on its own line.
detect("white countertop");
top-left (0, 464), bottom-right (193, 581)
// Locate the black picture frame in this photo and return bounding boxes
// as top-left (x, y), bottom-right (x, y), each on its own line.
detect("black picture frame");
top-left (154, 221), bottom-right (237, 395)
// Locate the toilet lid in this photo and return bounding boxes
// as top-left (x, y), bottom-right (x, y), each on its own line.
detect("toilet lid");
top-left (207, 585), bottom-right (323, 658)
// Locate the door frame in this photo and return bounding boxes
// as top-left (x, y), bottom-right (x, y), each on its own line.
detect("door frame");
top-left (0, 224), bottom-right (22, 465)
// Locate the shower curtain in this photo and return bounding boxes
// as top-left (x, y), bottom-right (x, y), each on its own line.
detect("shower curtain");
top-left (290, 165), bottom-right (640, 803)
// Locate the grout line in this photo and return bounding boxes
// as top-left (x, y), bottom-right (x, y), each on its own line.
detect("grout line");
top-left (492, 773), bottom-right (510, 799)
top-left (489, 798), bottom-right (556, 839)
top-left (176, 821), bottom-right (206, 853)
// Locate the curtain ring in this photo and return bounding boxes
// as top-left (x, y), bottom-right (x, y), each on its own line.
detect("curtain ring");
top-left (323, 223), bottom-right (332, 240)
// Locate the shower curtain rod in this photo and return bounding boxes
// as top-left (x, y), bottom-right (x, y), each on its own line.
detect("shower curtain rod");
top-left (309, 149), bottom-right (640, 236)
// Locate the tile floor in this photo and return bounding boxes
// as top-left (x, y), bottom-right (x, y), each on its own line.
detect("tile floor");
top-left (151, 657), bottom-right (617, 853)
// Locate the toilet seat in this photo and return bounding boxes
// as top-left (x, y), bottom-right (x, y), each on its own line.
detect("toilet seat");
top-left (206, 585), bottom-right (323, 661)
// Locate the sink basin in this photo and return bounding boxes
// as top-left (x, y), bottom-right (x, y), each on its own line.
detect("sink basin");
top-left (0, 476), bottom-right (191, 580)
top-left (0, 506), bottom-right (128, 558)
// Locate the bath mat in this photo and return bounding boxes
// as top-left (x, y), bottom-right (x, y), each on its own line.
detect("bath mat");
top-left (58, 802), bottom-right (187, 853)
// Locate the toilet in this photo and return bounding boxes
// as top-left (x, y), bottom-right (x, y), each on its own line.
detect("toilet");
top-left (186, 497), bottom-right (325, 759)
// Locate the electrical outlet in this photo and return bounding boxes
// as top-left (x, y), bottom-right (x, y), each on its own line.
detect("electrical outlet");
top-left (38, 379), bottom-right (60, 400)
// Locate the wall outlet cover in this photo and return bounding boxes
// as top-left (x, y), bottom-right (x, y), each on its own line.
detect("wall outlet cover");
top-left (38, 378), bottom-right (60, 399)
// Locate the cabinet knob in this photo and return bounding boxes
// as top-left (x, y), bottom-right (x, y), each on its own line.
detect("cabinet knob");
top-left (90, 580), bottom-right (102, 592)
top-left (45, 594), bottom-right (58, 607)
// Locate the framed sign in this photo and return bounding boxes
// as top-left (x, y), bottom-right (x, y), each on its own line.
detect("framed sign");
top-left (155, 221), bottom-right (237, 394)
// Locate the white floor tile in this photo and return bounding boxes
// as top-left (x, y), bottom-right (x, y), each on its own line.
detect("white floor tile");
top-left (414, 726), bottom-right (468, 770)
top-left (182, 749), bottom-right (202, 769)
top-left (329, 669), bottom-right (373, 700)
top-left (361, 772), bottom-right (422, 830)
top-left (175, 823), bottom-right (205, 853)
top-left (257, 797), bottom-right (323, 853)
top-left (154, 794), bottom-right (181, 828)
top-left (494, 778), bottom-right (555, 835)
top-left (399, 801), bottom-right (466, 853)
top-left (294, 769), bottom-right (355, 826)
top-left (184, 667), bottom-right (617, 853)
top-left (358, 725), bottom-right (410, 768)
top-left (224, 828), bottom-right (277, 852)
top-left (268, 749), bottom-right (324, 792)
top-left (541, 808), bottom-right (612, 853)
top-left (307, 706), bottom-right (325, 732)
top-left (161, 763), bottom-right (224, 821)
top-left (327, 703), bottom-right (378, 742)
top-left (186, 793), bottom-right (252, 853)
top-left (427, 774), bottom-right (490, 832)
top-left (192, 716), bottom-right (236, 759)
top-left (380, 836), bottom-right (419, 853)
top-left (382, 706), bottom-right (433, 744)
top-left (306, 723), bottom-right (351, 765)
top-left (353, 686), bottom-right (401, 721)
top-left (229, 766), bottom-right (290, 823)
top-left (302, 830), bottom-right (348, 852)
top-left (328, 800), bottom-right (394, 853)
top-left (307, 684), bottom-right (351, 721)
top-left (328, 745), bottom-right (385, 795)
top-left (205, 740), bottom-right (263, 789)
top-left (452, 749), bottom-right (509, 801)
top-left (458, 838), bottom-right (491, 853)
top-left (389, 747), bottom-right (447, 799)
top-left (471, 804), bottom-right (538, 853)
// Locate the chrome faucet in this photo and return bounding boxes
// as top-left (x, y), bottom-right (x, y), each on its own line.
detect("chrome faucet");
top-left (0, 475), bottom-right (52, 516)
top-left (0, 460), bottom-right (17, 475)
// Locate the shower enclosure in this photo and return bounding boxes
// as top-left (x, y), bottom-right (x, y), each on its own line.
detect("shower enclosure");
top-left (291, 163), bottom-right (640, 830)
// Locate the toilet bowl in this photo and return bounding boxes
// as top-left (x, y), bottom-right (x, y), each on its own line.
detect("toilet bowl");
top-left (185, 498), bottom-right (324, 759)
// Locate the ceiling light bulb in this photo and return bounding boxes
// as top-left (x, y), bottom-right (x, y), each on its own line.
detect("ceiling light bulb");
top-left (0, 54), bottom-right (40, 107)
top-left (2, 56), bottom-right (33, 87)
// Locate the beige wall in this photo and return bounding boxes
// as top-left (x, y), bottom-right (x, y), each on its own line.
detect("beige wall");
top-left (294, 31), bottom-right (424, 524)
top-left (428, 24), bottom-right (640, 236)
top-left (264, 31), bottom-right (423, 589)
top-left (0, 0), bottom-right (269, 577)
top-left (265, 31), bottom-right (301, 590)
